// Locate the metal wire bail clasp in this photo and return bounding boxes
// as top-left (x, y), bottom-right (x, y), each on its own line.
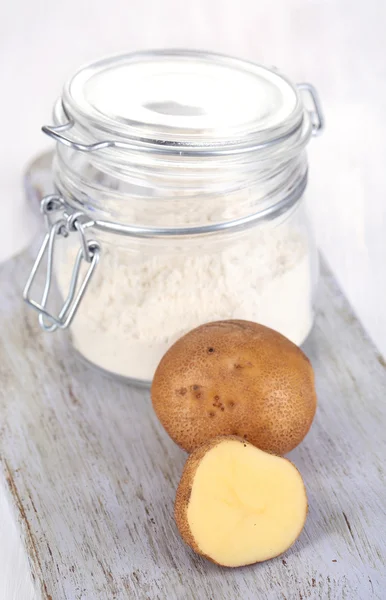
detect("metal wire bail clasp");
top-left (297, 83), bottom-right (325, 136)
top-left (23, 195), bottom-right (100, 332)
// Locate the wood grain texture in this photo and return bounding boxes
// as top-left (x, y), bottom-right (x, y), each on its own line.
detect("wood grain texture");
top-left (0, 252), bottom-right (386, 599)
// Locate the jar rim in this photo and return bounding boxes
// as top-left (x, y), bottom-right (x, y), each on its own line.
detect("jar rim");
top-left (49, 49), bottom-right (314, 158)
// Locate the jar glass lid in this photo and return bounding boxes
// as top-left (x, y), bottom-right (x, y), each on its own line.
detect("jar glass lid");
top-left (61, 50), bottom-right (307, 152)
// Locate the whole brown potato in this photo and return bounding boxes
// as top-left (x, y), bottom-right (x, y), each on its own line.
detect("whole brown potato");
top-left (151, 320), bottom-right (317, 455)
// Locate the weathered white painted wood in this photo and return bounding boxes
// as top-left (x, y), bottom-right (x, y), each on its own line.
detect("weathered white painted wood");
top-left (0, 252), bottom-right (386, 599)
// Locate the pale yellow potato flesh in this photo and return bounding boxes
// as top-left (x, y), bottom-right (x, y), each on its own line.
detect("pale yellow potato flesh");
top-left (187, 439), bottom-right (307, 566)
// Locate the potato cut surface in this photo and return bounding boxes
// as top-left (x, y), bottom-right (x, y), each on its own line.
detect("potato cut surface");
top-left (175, 437), bottom-right (307, 567)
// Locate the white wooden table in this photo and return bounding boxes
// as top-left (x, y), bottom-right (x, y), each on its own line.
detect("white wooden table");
top-left (0, 253), bottom-right (385, 599)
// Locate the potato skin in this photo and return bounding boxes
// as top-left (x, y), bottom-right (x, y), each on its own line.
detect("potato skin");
top-left (151, 320), bottom-right (317, 455)
top-left (174, 435), bottom-right (308, 566)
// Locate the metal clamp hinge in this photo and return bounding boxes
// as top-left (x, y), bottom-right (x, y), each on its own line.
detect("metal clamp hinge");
top-left (297, 82), bottom-right (325, 136)
top-left (23, 195), bottom-right (100, 332)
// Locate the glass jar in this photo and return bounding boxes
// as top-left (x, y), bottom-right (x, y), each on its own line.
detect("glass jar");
top-left (24, 50), bottom-right (324, 385)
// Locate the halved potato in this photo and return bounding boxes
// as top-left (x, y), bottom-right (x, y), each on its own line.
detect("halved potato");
top-left (175, 436), bottom-right (307, 567)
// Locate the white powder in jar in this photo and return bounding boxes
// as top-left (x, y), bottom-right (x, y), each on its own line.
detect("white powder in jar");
top-left (56, 221), bottom-right (314, 382)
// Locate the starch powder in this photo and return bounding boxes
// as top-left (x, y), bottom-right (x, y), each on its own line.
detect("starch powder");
top-left (56, 221), bottom-right (314, 382)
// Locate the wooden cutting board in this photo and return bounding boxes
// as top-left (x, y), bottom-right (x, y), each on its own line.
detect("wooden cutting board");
top-left (0, 253), bottom-right (385, 599)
